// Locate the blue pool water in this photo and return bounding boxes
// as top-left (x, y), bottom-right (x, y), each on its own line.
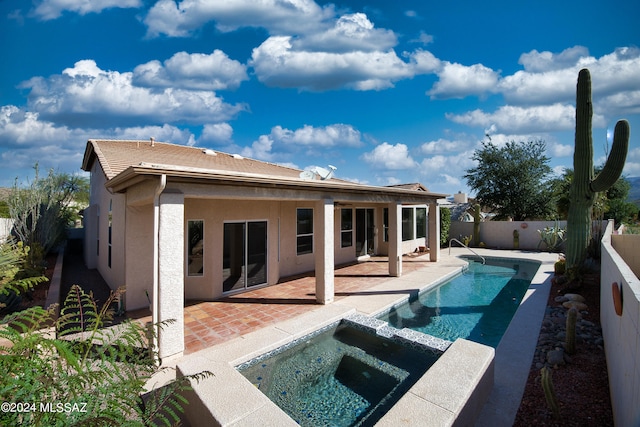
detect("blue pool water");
top-left (379, 257), bottom-right (539, 348)
top-left (237, 323), bottom-right (439, 427)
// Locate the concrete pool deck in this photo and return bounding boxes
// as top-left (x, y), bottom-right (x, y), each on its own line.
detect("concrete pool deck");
top-left (147, 249), bottom-right (558, 426)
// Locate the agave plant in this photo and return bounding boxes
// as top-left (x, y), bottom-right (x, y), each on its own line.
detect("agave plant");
top-left (537, 222), bottom-right (567, 252)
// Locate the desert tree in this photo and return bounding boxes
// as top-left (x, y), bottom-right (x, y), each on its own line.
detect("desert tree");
top-left (464, 139), bottom-right (556, 221)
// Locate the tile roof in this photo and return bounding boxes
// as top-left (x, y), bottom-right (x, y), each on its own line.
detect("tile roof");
top-left (82, 139), bottom-right (305, 180)
top-left (82, 139), bottom-right (449, 200)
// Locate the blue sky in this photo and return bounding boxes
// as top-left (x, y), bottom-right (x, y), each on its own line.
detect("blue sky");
top-left (1, 0), bottom-right (639, 196)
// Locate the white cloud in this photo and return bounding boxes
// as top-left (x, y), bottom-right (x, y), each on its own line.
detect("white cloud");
top-left (599, 90), bottom-right (640, 116)
top-left (416, 149), bottom-right (478, 196)
top-left (420, 149), bottom-right (476, 173)
top-left (32, 0), bottom-right (141, 20)
top-left (408, 49), bottom-right (441, 74)
top-left (498, 46), bottom-right (640, 106)
top-left (241, 135), bottom-right (276, 161)
top-left (270, 124), bottom-right (363, 147)
top-left (111, 124), bottom-right (196, 146)
top-left (446, 103), bottom-right (606, 133)
top-left (143, 0), bottom-right (333, 37)
top-left (410, 31), bottom-right (434, 45)
top-left (362, 142), bottom-right (417, 170)
top-left (518, 46), bottom-right (590, 72)
top-left (20, 60), bottom-right (246, 127)
top-left (241, 123), bottom-right (363, 161)
top-left (549, 142), bottom-right (573, 158)
top-left (428, 62), bottom-right (500, 99)
top-left (200, 123), bottom-right (234, 144)
top-left (250, 35), bottom-right (423, 91)
top-left (133, 50), bottom-right (248, 91)
top-left (247, 10), bottom-right (441, 92)
top-left (420, 138), bottom-right (468, 155)
top-left (622, 147), bottom-right (640, 176)
top-left (0, 105), bottom-right (76, 145)
top-left (0, 104), bottom-right (197, 183)
top-left (293, 13), bottom-right (397, 53)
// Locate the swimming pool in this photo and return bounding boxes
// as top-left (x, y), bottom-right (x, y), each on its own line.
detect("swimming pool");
top-left (378, 256), bottom-right (540, 348)
top-left (237, 321), bottom-right (442, 427)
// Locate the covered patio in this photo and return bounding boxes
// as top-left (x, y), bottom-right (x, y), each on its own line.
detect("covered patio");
top-left (128, 252), bottom-right (459, 354)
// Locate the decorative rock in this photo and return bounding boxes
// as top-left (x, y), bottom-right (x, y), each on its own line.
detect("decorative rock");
top-left (564, 293), bottom-right (586, 303)
top-left (533, 300), bottom-right (604, 370)
top-left (555, 295), bottom-right (569, 303)
top-left (547, 349), bottom-right (565, 366)
top-left (563, 301), bottom-right (588, 311)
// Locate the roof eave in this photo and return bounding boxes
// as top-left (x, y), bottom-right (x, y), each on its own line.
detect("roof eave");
top-left (106, 165), bottom-right (449, 201)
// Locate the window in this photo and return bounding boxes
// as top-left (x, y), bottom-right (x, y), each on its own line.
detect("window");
top-left (382, 208), bottom-right (389, 242)
top-left (296, 208), bottom-right (313, 255)
top-left (416, 207), bottom-right (427, 239)
top-left (187, 220), bottom-right (204, 276)
top-left (341, 208), bottom-right (353, 248)
top-left (96, 207), bottom-right (100, 257)
top-left (402, 207), bottom-right (414, 241)
top-left (108, 199), bottom-right (112, 268)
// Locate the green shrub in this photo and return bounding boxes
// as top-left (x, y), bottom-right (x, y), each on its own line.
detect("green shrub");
top-left (440, 207), bottom-right (451, 247)
top-left (1, 284), bottom-right (211, 426)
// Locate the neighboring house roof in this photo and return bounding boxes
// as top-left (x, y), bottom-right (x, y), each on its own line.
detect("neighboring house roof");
top-left (386, 183), bottom-right (430, 192)
top-left (82, 139), bottom-right (448, 201)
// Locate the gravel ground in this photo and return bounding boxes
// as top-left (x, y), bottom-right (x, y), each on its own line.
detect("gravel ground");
top-left (513, 274), bottom-right (614, 426)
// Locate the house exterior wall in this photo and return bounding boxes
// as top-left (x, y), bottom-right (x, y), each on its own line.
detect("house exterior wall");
top-left (184, 198), bottom-right (283, 301)
top-left (124, 203), bottom-right (154, 310)
top-left (84, 162), bottom-right (126, 292)
top-left (87, 161), bottom-right (441, 309)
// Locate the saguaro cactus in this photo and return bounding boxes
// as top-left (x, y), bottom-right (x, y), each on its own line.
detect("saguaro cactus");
top-left (565, 69), bottom-right (630, 268)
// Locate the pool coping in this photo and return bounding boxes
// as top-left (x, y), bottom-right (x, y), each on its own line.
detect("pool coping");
top-left (174, 249), bottom-right (557, 426)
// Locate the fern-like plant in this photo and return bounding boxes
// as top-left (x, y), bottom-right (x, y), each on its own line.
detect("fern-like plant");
top-left (0, 239), bottom-right (48, 314)
top-left (1, 284), bottom-right (211, 426)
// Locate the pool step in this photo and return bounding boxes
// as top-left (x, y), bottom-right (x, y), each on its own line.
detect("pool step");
top-left (343, 312), bottom-right (452, 355)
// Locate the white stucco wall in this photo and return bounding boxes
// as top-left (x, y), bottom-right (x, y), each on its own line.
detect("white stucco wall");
top-left (612, 234), bottom-right (640, 279)
top-left (157, 190), bottom-right (185, 359)
top-left (600, 221), bottom-right (640, 426)
top-left (449, 220), bottom-right (569, 251)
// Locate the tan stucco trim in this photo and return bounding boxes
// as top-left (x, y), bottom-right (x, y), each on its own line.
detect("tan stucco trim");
top-left (105, 163), bottom-right (448, 203)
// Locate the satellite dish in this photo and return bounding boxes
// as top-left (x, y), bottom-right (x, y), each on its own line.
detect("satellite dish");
top-left (312, 165), bottom-right (337, 180)
top-left (299, 170), bottom-right (316, 180)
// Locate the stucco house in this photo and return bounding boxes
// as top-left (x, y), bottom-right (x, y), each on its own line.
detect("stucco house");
top-left (81, 138), bottom-right (446, 361)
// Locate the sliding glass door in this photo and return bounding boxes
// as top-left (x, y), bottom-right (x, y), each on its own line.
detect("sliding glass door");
top-left (355, 208), bottom-right (374, 257)
top-left (223, 221), bottom-right (267, 292)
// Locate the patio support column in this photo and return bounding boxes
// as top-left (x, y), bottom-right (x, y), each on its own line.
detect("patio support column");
top-left (428, 201), bottom-right (440, 262)
top-left (388, 201), bottom-right (402, 277)
top-left (157, 190), bottom-right (185, 361)
top-left (315, 198), bottom-right (334, 304)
